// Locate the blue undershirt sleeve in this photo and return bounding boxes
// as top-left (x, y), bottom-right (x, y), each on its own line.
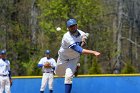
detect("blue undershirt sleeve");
top-left (38, 64), bottom-right (43, 68)
top-left (70, 44), bottom-right (83, 54)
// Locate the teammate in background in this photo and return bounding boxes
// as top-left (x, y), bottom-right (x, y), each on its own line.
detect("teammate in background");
top-left (0, 50), bottom-right (12, 93)
top-left (55, 19), bottom-right (101, 93)
top-left (38, 50), bottom-right (56, 93)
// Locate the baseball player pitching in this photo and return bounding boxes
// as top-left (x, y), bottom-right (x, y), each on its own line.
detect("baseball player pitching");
top-left (55, 19), bottom-right (100, 93)
top-left (0, 50), bottom-right (12, 93)
top-left (38, 50), bottom-right (56, 93)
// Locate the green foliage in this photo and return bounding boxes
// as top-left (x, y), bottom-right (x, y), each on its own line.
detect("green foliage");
top-left (37, 0), bottom-right (107, 75)
top-left (22, 61), bottom-right (41, 75)
top-left (1, 0), bottom-right (139, 76)
top-left (0, 0), bottom-right (115, 76)
top-left (37, 0), bottom-right (69, 57)
top-left (38, 0), bottom-right (68, 33)
top-left (121, 62), bottom-right (137, 74)
top-left (22, 55), bottom-right (42, 75)
top-left (88, 58), bottom-right (102, 74)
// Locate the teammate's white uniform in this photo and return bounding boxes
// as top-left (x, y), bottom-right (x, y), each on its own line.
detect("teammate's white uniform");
top-left (38, 57), bottom-right (56, 92)
top-left (55, 29), bottom-right (87, 84)
top-left (0, 58), bottom-right (11, 93)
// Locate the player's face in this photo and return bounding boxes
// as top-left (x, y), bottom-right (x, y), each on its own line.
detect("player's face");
top-left (1, 54), bottom-right (6, 58)
top-left (68, 24), bottom-right (78, 34)
top-left (46, 54), bottom-right (50, 58)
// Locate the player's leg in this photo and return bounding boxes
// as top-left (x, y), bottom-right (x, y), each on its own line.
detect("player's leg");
top-left (0, 76), bottom-right (5, 93)
top-left (40, 73), bottom-right (49, 93)
top-left (4, 77), bottom-right (11, 93)
top-left (65, 58), bottom-right (79, 93)
top-left (74, 63), bottom-right (80, 77)
top-left (48, 73), bottom-right (54, 93)
top-left (65, 68), bottom-right (73, 93)
top-left (55, 57), bottom-right (67, 77)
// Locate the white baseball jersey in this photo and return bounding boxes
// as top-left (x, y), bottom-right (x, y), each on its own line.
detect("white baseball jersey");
top-left (0, 58), bottom-right (10, 75)
top-left (38, 57), bottom-right (56, 91)
top-left (58, 29), bottom-right (87, 60)
top-left (55, 29), bottom-right (87, 84)
top-left (38, 57), bottom-right (56, 73)
top-left (0, 58), bottom-right (11, 93)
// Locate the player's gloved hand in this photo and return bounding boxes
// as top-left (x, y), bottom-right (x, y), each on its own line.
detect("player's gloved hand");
top-left (44, 62), bottom-right (51, 68)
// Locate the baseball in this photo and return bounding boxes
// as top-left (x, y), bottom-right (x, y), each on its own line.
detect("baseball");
top-left (56, 27), bottom-right (61, 31)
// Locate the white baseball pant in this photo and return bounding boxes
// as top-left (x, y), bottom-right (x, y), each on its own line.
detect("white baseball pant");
top-left (40, 73), bottom-right (54, 91)
top-left (0, 76), bottom-right (11, 93)
top-left (55, 57), bottom-right (80, 84)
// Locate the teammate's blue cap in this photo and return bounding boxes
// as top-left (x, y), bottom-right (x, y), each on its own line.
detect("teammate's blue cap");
top-left (0, 50), bottom-right (6, 55)
top-left (66, 19), bottom-right (77, 27)
top-left (45, 50), bottom-right (50, 54)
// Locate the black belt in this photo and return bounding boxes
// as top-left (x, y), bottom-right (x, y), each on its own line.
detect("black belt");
top-left (44, 72), bottom-right (51, 73)
top-left (0, 75), bottom-right (8, 76)
top-left (44, 71), bottom-right (53, 73)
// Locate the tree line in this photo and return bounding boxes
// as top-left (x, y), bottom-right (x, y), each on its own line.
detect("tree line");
top-left (0, 0), bottom-right (140, 76)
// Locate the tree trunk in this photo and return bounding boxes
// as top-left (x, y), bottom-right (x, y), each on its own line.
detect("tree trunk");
top-left (115, 0), bottom-right (124, 73)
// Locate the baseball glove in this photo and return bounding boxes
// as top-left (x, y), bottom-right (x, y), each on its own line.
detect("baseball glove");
top-left (44, 62), bottom-right (51, 68)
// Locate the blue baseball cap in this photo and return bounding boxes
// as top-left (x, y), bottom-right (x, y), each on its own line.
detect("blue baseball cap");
top-left (0, 50), bottom-right (6, 55)
top-left (45, 50), bottom-right (50, 54)
top-left (66, 19), bottom-right (77, 27)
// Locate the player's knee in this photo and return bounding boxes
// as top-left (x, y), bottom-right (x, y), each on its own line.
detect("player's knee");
top-left (64, 66), bottom-right (79, 84)
top-left (64, 68), bottom-right (74, 84)
top-left (65, 75), bottom-right (73, 84)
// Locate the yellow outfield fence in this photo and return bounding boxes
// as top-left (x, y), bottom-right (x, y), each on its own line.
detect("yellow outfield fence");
top-left (12, 74), bottom-right (140, 79)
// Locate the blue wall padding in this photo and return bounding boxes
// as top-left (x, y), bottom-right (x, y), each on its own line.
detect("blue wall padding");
top-left (11, 76), bottom-right (140, 93)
